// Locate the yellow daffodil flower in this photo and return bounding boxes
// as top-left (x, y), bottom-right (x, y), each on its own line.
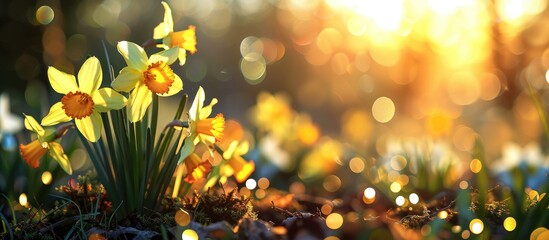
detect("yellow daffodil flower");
top-left (250, 92), bottom-right (294, 139)
top-left (178, 86), bottom-right (224, 164)
top-left (183, 153), bottom-right (212, 183)
top-left (223, 141), bottom-right (255, 183)
top-left (153, 1), bottom-right (197, 66)
top-left (41, 57), bottom-right (127, 142)
top-left (19, 115), bottom-right (72, 174)
top-left (112, 41), bottom-right (182, 122)
top-left (219, 120), bottom-right (254, 183)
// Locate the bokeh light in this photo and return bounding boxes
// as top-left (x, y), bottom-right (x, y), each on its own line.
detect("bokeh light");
top-left (462, 230), bottom-right (471, 239)
top-left (349, 157), bottom-right (365, 173)
top-left (321, 203), bottom-right (333, 215)
top-left (326, 213), bottom-right (344, 230)
top-left (421, 225), bottom-right (432, 236)
top-left (364, 187), bottom-right (376, 199)
top-left (390, 155), bottom-right (407, 171)
top-left (503, 217), bottom-right (516, 232)
top-left (323, 175), bottom-right (342, 192)
top-left (239, 187), bottom-right (251, 197)
top-left (36, 6), bottom-right (55, 25)
top-left (469, 159), bottom-right (482, 173)
top-left (245, 178), bottom-right (257, 190)
top-left (289, 181), bottom-right (305, 194)
top-left (469, 218), bottom-right (484, 234)
top-left (182, 229), bottom-right (199, 240)
top-left (459, 180), bottom-right (469, 190)
top-left (19, 193), bottom-right (28, 207)
top-left (88, 233), bottom-right (106, 240)
top-left (257, 177), bottom-right (270, 189)
top-left (531, 227), bottom-right (549, 240)
top-left (395, 195), bottom-right (405, 206)
top-left (41, 171), bottom-right (52, 185)
top-left (390, 182), bottom-right (402, 193)
top-left (409, 193), bottom-right (419, 204)
top-left (372, 97), bottom-right (395, 123)
top-left (255, 189), bottom-right (266, 199)
top-left (437, 210), bottom-right (448, 219)
top-left (175, 209), bottom-right (191, 226)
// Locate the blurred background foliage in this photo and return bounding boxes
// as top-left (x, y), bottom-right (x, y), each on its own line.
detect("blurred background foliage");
top-left (3, 0), bottom-right (549, 159)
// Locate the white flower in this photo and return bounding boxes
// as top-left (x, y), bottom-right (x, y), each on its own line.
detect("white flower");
top-left (0, 93), bottom-right (23, 139)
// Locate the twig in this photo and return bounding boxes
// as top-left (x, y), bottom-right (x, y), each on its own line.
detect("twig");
top-left (398, 200), bottom-right (456, 225)
top-left (271, 201), bottom-right (297, 217)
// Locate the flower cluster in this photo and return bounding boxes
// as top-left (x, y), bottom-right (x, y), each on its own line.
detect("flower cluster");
top-left (19, 1), bottom-right (254, 206)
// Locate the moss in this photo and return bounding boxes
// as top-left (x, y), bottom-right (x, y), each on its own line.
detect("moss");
top-left (181, 189), bottom-right (257, 226)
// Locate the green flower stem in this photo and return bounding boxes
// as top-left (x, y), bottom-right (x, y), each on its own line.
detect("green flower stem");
top-left (81, 89), bottom-right (192, 218)
top-left (113, 109), bottom-right (131, 218)
top-left (151, 95), bottom-right (159, 149)
top-left (473, 139), bottom-right (489, 222)
top-left (179, 182), bottom-right (192, 197)
top-left (146, 94), bottom-right (188, 208)
top-left (77, 134), bottom-right (122, 216)
top-left (54, 122), bottom-right (74, 139)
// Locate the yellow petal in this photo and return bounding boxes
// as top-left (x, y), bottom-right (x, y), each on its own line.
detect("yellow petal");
top-left (41, 102), bottom-right (72, 126)
top-left (75, 112), bottom-right (102, 142)
top-left (154, 22), bottom-right (169, 40)
top-left (160, 73), bottom-right (183, 97)
top-left (198, 133), bottom-right (216, 147)
top-left (112, 67), bottom-right (141, 92)
top-left (48, 67), bottom-right (78, 94)
top-left (93, 88), bottom-right (128, 112)
top-left (117, 41), bottom-right (148, 71)
top-left (149, 47), bottom-right (179, 66)
top-left (23, 114), bottom-right (45, 136)
top-left (189, 86), bottom-right (205, 121)
top-left (127, 84), bottom-right (153, 122)
top-left (78, 56), bottom-right (102, 94)
top-left (162, 2), bottom-right (173, 33)
top-left (199, 98), bottom-right (218, 120)
top-left (177, 49), bottom-right (187, 66)
top-left (48, 142), bottom-right (72, 175)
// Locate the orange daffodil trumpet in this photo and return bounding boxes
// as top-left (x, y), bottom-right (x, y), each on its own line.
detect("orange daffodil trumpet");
top-left (19, 115), bottom-right (72, 174)
top-left (182, 153), bottom-right (212, 184)
top-left (41, 57), bottom-right (127, 142)
top-left (111, 41), bottom-right (182, 122)
top-left (153, 1), bottom-right (197, 66)
top-left (178, 86), bottom-right (225, 164)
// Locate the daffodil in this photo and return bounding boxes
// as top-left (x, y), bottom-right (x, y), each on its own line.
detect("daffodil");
top-left (19, 115), bottom-right (72, 174)
top-left (250, 92), bottom-right (293, 139)
top-left (217, 120), bottom-right (254, 183)
top-left (41, 57), bottom-right (127, 142)
top-left (112, 41), bottom-right (182, 122)
top-left (178, 87), bottom-right (224, 164)
top-left (153, 1), bottom-right (197, 66)
top-left (182, 153), bottom-right (212, 183)
top-left (222, 141), bottom-right (255, 183)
